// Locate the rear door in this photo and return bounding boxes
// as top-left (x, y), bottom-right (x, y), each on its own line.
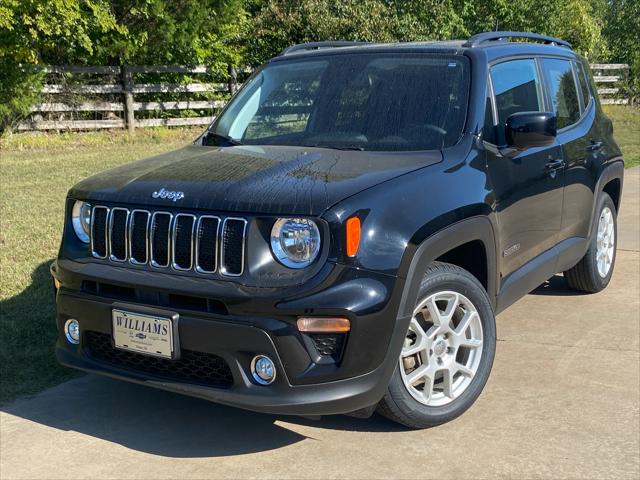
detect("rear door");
top-left (539, 57), bottom-right (599, 241)
top-left (484, 58), bottom-right (565, 278)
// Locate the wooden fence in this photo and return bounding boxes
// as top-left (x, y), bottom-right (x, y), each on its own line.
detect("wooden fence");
top-left (17, 62), bottom-right (631, 132)
top-left (591, 64), bottom-right (630, 105)
top-left (18, 65), bottom-right (240, 132)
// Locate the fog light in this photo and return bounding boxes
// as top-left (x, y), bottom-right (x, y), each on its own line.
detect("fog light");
top-left (251, 355), bottom-right (276, 385)
top-left (64, 318), bottom-right (80, 345)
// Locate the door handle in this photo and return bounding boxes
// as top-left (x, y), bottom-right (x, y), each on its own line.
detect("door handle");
top-left (545, 158), bottom-right (565, 171)
top-left (545, 158), bottom-right (565, 178)
top-left (586, 141), bottom-right (603, 152)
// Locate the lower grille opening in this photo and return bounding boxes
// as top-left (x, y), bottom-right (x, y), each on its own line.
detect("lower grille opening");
top-left (166, 294), bottom-right (228, 315)
top-left (84, 331), bottom-right (233, 388)
top-left (98, 283), bottom-right (136, 301)
top-left (81, 280), bottom-right (98, 295)
top-left (310, 333), bottom-right (346, 361)
top-left (167, 293), bottom-right (207, 312)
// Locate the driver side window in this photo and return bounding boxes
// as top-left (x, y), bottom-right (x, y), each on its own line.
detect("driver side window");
top-left (489, 59), bottom-right (543, 145)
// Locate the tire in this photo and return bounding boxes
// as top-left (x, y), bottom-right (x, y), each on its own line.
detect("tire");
top-left (378, 262), bottom-right (496, 429)
top-left (564, 192), bottom-right (617, 293)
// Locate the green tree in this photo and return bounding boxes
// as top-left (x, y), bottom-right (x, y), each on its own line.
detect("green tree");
top-left (0, 0), bottom-right (123, 132)
top-left (244, 0), bottom-right (467, 65)
top-left (0, 0), bottom-right (245, 133)
top-left (460, 0), bottom-right (606, 58)
top-left (602, 0), bottom-right (640, 102)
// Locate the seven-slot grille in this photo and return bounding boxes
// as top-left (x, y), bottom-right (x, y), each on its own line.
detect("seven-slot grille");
top-left (90, 206), bottom-right (247, 276)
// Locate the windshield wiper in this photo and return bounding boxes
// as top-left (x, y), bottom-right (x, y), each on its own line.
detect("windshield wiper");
top-left (302, 144), bottom-right (365, 151)
top-left (203, 131), bottom-right (243, 147)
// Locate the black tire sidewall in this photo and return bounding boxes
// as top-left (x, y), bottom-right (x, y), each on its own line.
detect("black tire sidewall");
top-left (585, 193), bottom-right (617, 290)
top-left (385, 264), bottom-right (496, 426)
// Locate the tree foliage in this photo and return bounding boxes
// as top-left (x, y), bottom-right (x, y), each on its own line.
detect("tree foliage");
top-left (602, 0), bottom-right (640, 101)
top-left (245, 0), bottom-right (607, 64)
top-left (0, 0), bottom-right (637, 132)
top-left (0, 0), bottom-right (244, 131)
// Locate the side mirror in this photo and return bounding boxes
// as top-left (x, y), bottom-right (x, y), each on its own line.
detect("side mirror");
top-left (505, 112), bottom-right (557, 150)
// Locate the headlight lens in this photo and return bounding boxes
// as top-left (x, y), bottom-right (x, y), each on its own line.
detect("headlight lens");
top-left (270, 218), bottom-right (321, 268)
top-left (71, 200), bottom-right (92, 243)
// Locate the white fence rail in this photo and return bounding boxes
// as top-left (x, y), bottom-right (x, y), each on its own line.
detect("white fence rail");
top-left (591, 63), bottom-right (630, 105)
top-left (17, 62), bottom-right (631, 132)
top-left (18, 65), bottom-right (239, 132)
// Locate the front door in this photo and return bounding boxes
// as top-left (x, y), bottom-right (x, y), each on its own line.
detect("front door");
top-left (484, 58), bottom-right (565, 278)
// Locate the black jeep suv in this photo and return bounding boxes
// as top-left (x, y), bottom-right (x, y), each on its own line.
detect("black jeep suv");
top-left (52, 32), bottom-right (624, 428)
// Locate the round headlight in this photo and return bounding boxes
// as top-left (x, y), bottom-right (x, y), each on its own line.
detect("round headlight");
top-left (71, 201), bottom-right (92, 243)
top-left (270, 218), bottom-right (321, 268)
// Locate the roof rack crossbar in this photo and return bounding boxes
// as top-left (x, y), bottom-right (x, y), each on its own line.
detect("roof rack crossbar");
top-left (280, 41), bottom-right (371, 56)
top-left (463, 31), bottom-right (571, 49)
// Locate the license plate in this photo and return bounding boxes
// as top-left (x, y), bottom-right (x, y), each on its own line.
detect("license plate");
top-left (112, 309), bottom-right (174, 359)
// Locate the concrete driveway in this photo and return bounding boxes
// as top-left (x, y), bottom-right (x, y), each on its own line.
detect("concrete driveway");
top-left (2, 170), bottom-right (638, 480)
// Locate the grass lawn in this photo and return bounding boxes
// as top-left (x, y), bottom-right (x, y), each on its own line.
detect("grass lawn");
top-left (0, 106), bottom-right (638, 405)
top-left (603, 105), bottom-right (640, 168)
top-left (0, 127), bottom-right (201, 404)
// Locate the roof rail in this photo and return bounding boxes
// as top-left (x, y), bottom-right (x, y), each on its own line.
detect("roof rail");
top-left (463, 31), bottom-right (571, 49)
top-left (280, 41), bottom-right (371, 56)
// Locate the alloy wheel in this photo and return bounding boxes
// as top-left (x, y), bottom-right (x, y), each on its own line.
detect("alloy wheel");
top-left (596, 206), bottom-right (615, 278)
top-left (399, 291), bottom-right (483, 407)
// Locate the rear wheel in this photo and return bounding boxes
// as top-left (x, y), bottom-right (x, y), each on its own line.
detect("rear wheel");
top-left (564, 192), bottom-right (617, 293)
top-left (378, 262), bottom-right (496, 428)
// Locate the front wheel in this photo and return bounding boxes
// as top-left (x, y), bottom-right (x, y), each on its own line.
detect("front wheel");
top-left (378, 262), bottom-right (496, 428)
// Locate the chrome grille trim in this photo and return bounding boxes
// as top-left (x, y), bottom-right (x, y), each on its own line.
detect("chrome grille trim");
top-left (171, 213), bottom-right (196, 271)
top-left (108, 207), bottom-right (129, 262)
top-left (150, 211), bottom-right (172, 268)
top-left (195, 215), bottom-right (221, 274)
top-left (128, 209), bottom-right (150, 265)
top-left (220, 217), bottom-right (248, 277)
top-left (90, 206), bottom-right (109, 259)
top-left (89, 206), bottom-right (246, 276)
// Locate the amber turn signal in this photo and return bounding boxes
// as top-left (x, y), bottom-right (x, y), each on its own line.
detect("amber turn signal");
top-left (297, 317), bottom-right (351, 333)
top-left (346, 216), bottom-right (361, 257)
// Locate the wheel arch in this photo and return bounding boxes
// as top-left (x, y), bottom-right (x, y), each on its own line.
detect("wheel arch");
top-left (396, 216), bottom-right (498, 320)
top-left (590, 159), bottom-right (624, 234)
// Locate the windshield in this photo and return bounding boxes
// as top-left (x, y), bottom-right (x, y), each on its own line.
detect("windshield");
top-left (208, 53), bottom-right (470, 151)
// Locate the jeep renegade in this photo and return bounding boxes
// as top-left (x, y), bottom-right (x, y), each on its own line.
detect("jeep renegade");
top-left (52, 32), bottom-right (624, 428)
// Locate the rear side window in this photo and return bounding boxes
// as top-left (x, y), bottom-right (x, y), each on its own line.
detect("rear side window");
top-left (540, 58), bottom-right (581, 129)
top-left (574, 60), bottom-right (592, 110)
top-left (489, 59), bottom-right (543, 145)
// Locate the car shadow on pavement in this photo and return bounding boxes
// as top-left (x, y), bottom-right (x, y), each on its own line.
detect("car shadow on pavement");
top-left (529, 274), bottom-right (586, 296)
top-left (2, 374), bottom-right (405, 458)
top-left (0, 260), bottom-right (81, 404)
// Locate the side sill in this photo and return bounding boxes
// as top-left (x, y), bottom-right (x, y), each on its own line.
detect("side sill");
top-left (496, 236), bottom-right (589, 314)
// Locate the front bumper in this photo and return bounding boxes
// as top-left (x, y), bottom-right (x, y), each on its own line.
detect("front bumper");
top-left (52, 259), bottom-right (410, 416)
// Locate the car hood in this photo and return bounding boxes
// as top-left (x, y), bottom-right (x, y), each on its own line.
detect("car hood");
top-left (69, 144), bottom-right (442, 215)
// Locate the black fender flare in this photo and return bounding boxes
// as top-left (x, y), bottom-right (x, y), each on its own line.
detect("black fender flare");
top-left (396, 216), bottom-right (498, 320)
top-left (588, 159), bottom-right (624, 234)
top-left (355, 216), bottom-right (498, 410)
